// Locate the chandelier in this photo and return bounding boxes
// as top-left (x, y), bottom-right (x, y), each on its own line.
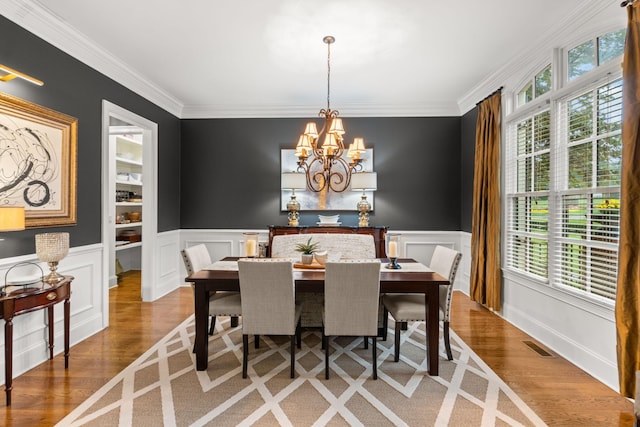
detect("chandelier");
top-left (294, 36), bottom-right (367, 193)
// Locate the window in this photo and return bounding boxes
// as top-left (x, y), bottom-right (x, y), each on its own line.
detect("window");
top-left (507, 110), bottom-right (550, 278)
top-left (506, 29), bottom-right (624, 303)
top-left (568, 29), bottom-right (626, 80)
top-left (517, 65), bottom-right (552, 106)
top-left (553, 79), bottom-right (622, 300)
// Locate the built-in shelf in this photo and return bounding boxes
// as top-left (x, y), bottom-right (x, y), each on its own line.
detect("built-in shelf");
top-left (112, 131), bottom-right (144, 270)
top-left (116, 222), bottom-right (142, 229)
top-left (116, 179), bottom-right (143, 186)
top-left (115, 241), bottom-right (142, 251)
top-left (115, 157), bottom-right (143, 166)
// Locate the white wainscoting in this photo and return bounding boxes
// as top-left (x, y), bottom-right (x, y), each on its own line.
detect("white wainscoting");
top-left (0, 244), bottom-right (104, 385)
top-left (501, 268), bottom-right (618, 391)
top-left (396, 231), bottom-right (469, 295)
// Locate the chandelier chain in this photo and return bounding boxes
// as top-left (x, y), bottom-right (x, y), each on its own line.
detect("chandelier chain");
top-left (326, 39), bottom-right (331, 111)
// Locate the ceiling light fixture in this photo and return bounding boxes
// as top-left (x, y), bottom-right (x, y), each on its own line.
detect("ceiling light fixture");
top-left (0, 64), bottom-right (44, 86)
top-left (293, 36), bottom-right (367, 193)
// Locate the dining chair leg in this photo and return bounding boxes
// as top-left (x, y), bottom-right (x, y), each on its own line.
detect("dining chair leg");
top-left (401, 321), bottom-right (408, 331)
top-left (382, 307), bottom-right (389, 341)
top-left (324, 333), bottom-right (330, 380)
top-left (371, 337), bottom-right (377, 380)
top-left (296, 319), bottom-right (302, 349)
top-left (242, 334), bottom-right (249, 379)
top-left (290, 335), bottom-right (296, 378)
top-left (231, 316), bottom-right (239, 327)
top-left (394, 321), bottom-right (401, 362)
top-left (255, 335), bottom-right (260, 349)
top-left (364, 336), bottom-right (369, 349)
top-left (208, 315), bottom-right (216, 335)
top-left (444, 321), bottom-right (453, 360)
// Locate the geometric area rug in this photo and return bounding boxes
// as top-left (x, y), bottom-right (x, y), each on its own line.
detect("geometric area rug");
top-left (56, 316), bottom-right (547, 427)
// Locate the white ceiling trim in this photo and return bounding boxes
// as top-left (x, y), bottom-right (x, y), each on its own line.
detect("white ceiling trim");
top-left (1, 0), bottom-right (184, 117)
top-left (181, 102), bottom-right (461, 119)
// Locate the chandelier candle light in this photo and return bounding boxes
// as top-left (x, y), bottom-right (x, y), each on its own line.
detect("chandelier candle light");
top-left (35, 232), bottom-right (70, 284)
top-left (293, 36), bottom-right (368, 193)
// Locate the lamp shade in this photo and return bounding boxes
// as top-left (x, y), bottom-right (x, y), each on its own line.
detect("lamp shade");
top-left (0, 206), bottom-right (25, 231)
top-left (35, 232), bottom-right (69, 263)
top-left (350, 172), bottom-right (377, 191)
top-left (281, 172), bottom-right (307, 190)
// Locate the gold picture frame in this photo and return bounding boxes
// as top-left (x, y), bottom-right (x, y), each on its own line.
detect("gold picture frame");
top-left (0, 93), bottom-right (77, 227)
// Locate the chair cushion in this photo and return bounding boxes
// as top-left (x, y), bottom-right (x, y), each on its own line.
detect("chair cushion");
top-left (382, 294), bottom-right (445, 322)
top-left (210, 293), bottom-right (242, 317)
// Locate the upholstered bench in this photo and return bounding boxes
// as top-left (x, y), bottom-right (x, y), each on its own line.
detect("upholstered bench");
top-left (271, 233), bottom-right (377, 328)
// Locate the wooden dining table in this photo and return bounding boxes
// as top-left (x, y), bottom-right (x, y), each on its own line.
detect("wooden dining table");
top-left (186, 257), bottom-right (449, 376)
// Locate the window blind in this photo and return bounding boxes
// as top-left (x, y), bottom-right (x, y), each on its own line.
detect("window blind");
top-left (551, 77), bottom-right (622, 300)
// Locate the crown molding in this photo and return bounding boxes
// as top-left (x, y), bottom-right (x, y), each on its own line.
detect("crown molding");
top-left (181, 102), bottom-right (461, 119)
top-left (1, 0), bottom-right (184, 117)
top-left (456, 0), bottom-right (623, 115)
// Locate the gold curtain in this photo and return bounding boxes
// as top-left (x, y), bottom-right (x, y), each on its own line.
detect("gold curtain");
top-left (616, 1), bottom-right (640, 399)
top-left (470, 92), bottom-right (502, 311)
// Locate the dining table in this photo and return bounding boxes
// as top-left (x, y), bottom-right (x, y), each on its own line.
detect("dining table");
top-left (186, 257), bottom-right (449, 376)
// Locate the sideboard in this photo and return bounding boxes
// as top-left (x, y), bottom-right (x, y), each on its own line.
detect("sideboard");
top-left (267, 225), bottom-right (388, 258)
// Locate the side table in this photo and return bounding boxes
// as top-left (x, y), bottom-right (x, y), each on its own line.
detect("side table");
top-left (0, 275), bottom-right (73, 406)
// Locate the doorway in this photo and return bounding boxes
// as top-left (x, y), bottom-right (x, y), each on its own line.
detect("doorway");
top-left (101, 101), bottom-right (158, 325)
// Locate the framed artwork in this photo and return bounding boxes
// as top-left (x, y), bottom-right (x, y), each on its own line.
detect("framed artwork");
top-left (281, 148), bottom-right (374, 211)
top-left (0, 93), bottom-right (77, 227)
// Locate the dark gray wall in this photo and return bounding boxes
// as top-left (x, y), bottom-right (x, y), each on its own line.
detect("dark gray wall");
top-left (180, 117), bottom-right (462, 230)
top-left (461, 107), bottom-right (478, 232)
top-left (0, 16), bottom-right (181, 258)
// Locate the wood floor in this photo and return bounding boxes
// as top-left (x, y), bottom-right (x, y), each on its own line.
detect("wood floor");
top-left (0, 270), bottom-right (635, 426)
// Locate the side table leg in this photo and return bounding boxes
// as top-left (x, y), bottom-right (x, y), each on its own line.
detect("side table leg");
top-left (64, 298), bottom-right (70, 369)
top-left (48, 306), bottom-right (54, 360)
top-left (5, 318), bottom-right (13, 406)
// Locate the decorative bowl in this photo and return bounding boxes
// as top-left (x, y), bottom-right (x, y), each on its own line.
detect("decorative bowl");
top-left (126, 211), bottom-right (142, 222)
top-left (314, 250), bottom-right (328, 266)
top-left (318, 214), bottom-right (340, 224)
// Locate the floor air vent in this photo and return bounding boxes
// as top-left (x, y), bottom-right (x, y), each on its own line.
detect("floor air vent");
top-left (523, 340), bottom-right (554, 357)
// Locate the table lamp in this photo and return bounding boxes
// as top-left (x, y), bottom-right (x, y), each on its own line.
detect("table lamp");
top-left (281, 172), bottom-right (306, 226)
top-left (0, 206), bottom-right (25, 235)
top-left (351, 172), bottom-right (377, 226)
top-left (35, 232), bottom-right (69, 284)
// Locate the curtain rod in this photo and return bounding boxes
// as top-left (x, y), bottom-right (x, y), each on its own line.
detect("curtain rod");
top-left (621, 0), bottom-right (635, 7)
top-left (476, 86), bottom-right (503, 106)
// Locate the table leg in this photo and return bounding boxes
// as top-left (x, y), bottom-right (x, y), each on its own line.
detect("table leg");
top-left (425, 288), bottom-right (439, 376)
top-left (47, 306), bottom-right (54, 360)
top-left (195, 286), bottom-right (209, 370)
top-left (4, 318), bottom-right (13, 406)
top-left (64, 297), bottom-right (70, 369)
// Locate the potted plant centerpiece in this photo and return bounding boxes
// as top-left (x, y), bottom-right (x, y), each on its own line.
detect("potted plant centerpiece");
top-left (295, 237), bottom-right (319, 265)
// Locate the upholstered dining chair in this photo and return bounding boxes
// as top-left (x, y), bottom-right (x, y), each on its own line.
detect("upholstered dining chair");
top-left (237, 259), bottom-right (302, 379)
top-left (181, 244), bottom-right (242, 338)
top-left (382, 245), bottom-right (462, 362)
top-left (323, 260), bottom-right (381, 380)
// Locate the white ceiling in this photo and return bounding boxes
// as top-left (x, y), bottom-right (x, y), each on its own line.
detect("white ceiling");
top-left (2, 0), bottom-right (624, 118)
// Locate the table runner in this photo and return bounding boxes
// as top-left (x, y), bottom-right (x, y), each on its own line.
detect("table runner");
top-left (205, 259), bottom-right (433, 273)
